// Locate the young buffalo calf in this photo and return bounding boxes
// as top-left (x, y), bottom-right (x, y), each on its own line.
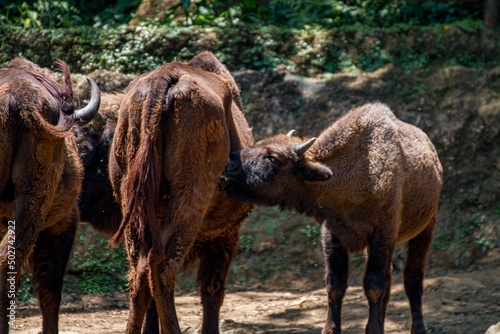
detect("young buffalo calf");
top-left (222, 102), bottom-right (443, 334)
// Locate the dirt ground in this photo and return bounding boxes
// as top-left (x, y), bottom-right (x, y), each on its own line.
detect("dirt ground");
top-left (11, 266), bottom-right (499, 334)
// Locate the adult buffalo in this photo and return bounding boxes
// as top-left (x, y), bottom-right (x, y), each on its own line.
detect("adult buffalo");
top-left (0, 58), bottom-right (100, 333)
top-left (222, 102), bottom-right (443, 334)
top-left (74, 92), bottom-right (124, 235)
top-left (109, 52), bottom-right (254, 334)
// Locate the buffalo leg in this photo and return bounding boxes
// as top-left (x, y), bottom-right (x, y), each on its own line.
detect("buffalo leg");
top-left (364, 230), bottom-right (394, 334)
top-left (127, 265), bottom-right (153, 334)
top-left (148, 220), bottom-right (201, 334)
top-left (0, 226), bottom-right (37, 334)
top-left (404, 218), bottom-right (436, 334)
top-left (142, 300), bottom-right (159, 334)
top-left (0, 183), bottom-right (57, 331)
top-left (33, 214), bottom-right (77, 334)
top-left (321, 224), bottom-right (348, 334)
top-left (148, 167), bottom-right (222, 333)
top-left (125, 228), bottom-right (154, 334)
top-left (148, 74), bottom-right (230, 334)
top-left (0, 209), bottom-right (43, 333)
top-left (197, 231), bottom-right (240, 334)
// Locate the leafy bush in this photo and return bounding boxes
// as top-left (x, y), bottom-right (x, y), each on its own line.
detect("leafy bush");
top-left (239, 234), bottom-right (255, 253)
top-left (0, 0), bottom-right (483, 29)
top-left (69, 226), bottom-right (129, 294)
top-left (300, 224), bottom-right (321, 249)
top-left (0, 0), bottom-right (140, 28)
top-left (162, 0), bottom-right (483, 28)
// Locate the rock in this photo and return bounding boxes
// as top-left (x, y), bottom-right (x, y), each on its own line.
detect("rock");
top-left (446, 244), bottom-right (475, 268)
top-left (284, 73), bottom-right (326, 97)
top-left (257, 237), bottom-right (279, 252)
top-left (486, 322), bottom-right (500, 334)
top-left (88, 69), bottom-right (133, 93)
top-left (478, 99), bottom-right (500, 118)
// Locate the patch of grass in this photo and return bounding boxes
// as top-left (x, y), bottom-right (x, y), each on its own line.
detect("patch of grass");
top-left (69, 226), bottom-right (129, 294)
top-left (13, 226), bottom-right (129, 300)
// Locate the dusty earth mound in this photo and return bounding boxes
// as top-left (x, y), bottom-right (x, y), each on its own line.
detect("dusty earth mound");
top-left (57, 64), bottom-right (499, 289)
top-left (231, 64), bottom-right (500, 275)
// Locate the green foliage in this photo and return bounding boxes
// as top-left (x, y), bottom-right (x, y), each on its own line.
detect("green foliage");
top-left (0, 0), bottom-right (140, 28)
top-left (0, 20), bottom-right (494, 76)
top-left (152, 0), bottom-right (482, 29)
top-left (0, 0), bottom-right (483, 29)
top-left (246, 207), bottom-right (302, 236)
top-left (239, 234), bottom-right (255, 253)
top-left (360, 40), bottom-right (392, 72)
top-left (17, 272), bottom-right (36, 302)
top-left (92, 0), bottom-right (142, 28)
top-left (230, 264), bottom-right (254, 287)
top-left (460, 212), bottom-right (485, 239)
top-left (259, 260), bottom-right (278, 280)
top-left (474, 238), bottom-right (492, 253)
top-left (0, 1), bottom-right (80, 28)
top-left (13, 226), bottom-right (129, 300)
top-left (300, 224), bottom-right (321, 249)
top-left (349, 251), bottom-right (365, 266)
top-left (432, 232), bottom-right (453, 250)
top-left (69, 226), bottom-right (129, 294)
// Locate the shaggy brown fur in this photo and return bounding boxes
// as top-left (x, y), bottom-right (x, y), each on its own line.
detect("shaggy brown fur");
top-left (109, 52), bottom-right (254, 334)
top-left (223, 102), bottom-right (443, 334)
top-left (0, 58), bottom-right (100, 334)
top-left (73, 92), bottom-right (124, 234)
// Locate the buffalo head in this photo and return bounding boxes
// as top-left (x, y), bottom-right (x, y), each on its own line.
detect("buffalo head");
top-left (221, 132), bottom-right (332, 206)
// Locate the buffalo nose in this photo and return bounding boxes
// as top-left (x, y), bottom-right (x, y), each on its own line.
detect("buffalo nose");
top-left (229, 151), bottom-right (239, 161)
top-left (226, 151), bottom-right (242, 176)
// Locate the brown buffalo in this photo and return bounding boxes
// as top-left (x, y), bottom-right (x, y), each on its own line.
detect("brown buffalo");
top-left (222, 102), bottom-right (443, 334)
top-left (109, 52), bottom-right (254, 334)
top-left (74, 92), bottom-right (124, 235)
top-left (0, 58), bottom-right (100, 333)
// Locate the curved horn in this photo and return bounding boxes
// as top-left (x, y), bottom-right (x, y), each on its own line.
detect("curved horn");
top-left (286, 129), bottom-right (296, 137)
top-left (74, 78), bottom-right (101, 123)
top-left (294, 137), bottom-right (316, 158)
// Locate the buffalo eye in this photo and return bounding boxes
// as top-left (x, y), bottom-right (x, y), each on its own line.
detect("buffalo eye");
top-left (266, 155), bottom-right (280, 165)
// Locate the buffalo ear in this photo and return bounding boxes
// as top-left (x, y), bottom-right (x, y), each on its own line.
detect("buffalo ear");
top-left (294, 160), bottom-right (332, 182)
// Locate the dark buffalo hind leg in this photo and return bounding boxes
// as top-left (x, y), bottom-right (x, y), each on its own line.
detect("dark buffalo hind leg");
top-left (0, 224), bottom-right (37, 334)
top-left (33, 211), bottom-right (77, 334)
top-left (0, 176), bottom-right (56, 332)
top-left (364, 228), bottom-right (395, 334)
top-left (198, 231), bottom-right (240, 334)
top-left (404, 218), bottom-right (436, 334)
top-left (142, 301), bottom-right (160, 334)
top-left (321, 224), bottom-right (349, 334)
